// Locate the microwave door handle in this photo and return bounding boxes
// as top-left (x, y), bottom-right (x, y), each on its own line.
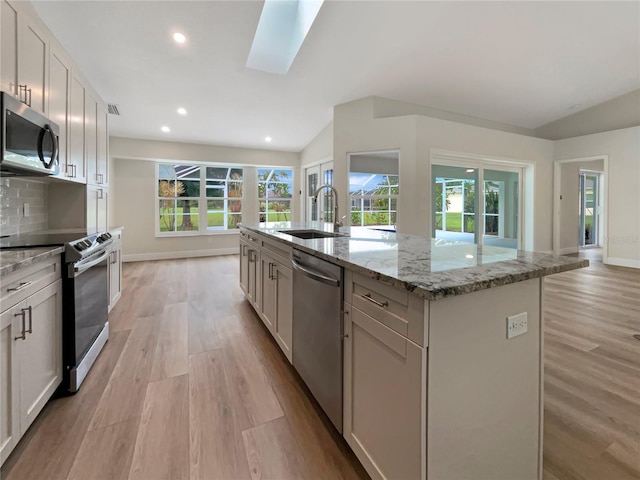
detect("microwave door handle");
top-left (38, 125), bottom-right (58, 169)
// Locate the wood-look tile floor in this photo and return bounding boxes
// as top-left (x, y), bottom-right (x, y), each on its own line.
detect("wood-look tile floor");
top-left (1, 255), bottom-right (638, 480)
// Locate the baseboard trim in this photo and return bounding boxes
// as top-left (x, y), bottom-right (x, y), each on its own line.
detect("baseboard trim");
top-left (559, 247), bottom-right (579, 255)
top-left (604, 257), bottom-right (640, 269)
top-left (123, 248), bottom-right (238, 262)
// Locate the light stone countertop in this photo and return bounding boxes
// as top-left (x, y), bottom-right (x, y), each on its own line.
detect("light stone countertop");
top-left (0, 247), bottom-right (65, 278)
top-left (240, 222), bottom-right (589, 301)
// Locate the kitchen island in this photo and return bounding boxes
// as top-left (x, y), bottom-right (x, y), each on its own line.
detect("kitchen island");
top-left (238, 222), bottom-right (587, 480)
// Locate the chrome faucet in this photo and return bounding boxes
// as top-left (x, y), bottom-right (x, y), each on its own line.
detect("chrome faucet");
top-left (313, 184), bottom-right (342, 232)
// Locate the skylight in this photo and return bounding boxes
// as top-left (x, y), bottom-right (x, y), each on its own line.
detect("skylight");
top-left (246, 0), bottom-right (324, 75)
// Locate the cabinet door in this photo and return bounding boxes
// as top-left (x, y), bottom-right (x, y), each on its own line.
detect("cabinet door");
top-left (109, 243), bottom-right (122, 311)
top-left (18, 279), bottom-right (63, 434)
top-left (86, 185), bottom-right (98, 234)
top-left (343, 304), bottom-right (426, 480)
top-left (18, 16), bottom-right (47, 115)
top-left (239, 240), bottom-right (249, 295)
top-left (96, 107), bottom-right (108, 186)
top-left (68, 76), bottom-right (86, 182)
top-left (85, 92), bottom-right (98, 185)
top-left (0, 305), bottom-right (20, 465)
top-left (260, 251), bottom-right (276, 333)
top-left (247, 248), bottom-right (260, 307)
top-left (274, 262), bottom-right (293, 362)
top-left (1, 0), bottom-right (18, 96)
top-left (97, 188), bottom-right (108, 232)
top-left (48, 46), bottom-right (71, 180)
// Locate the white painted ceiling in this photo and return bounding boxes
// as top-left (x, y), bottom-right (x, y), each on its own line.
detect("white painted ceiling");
top-left (31, 1), bottom-right (640, 152)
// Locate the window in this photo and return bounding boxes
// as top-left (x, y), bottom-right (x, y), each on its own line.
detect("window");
top-left (349, 173), bottom-right (399, 227)
top-left (157, 164), bottom-right (243, 234)
top-left (258, 168), bottom-right (293, 222)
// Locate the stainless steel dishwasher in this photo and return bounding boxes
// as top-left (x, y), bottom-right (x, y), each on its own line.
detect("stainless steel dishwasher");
top-left (292, 248), bottom-right (344, 433)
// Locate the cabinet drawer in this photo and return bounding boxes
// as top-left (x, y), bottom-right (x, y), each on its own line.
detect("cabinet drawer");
top-left (346, 270), bottom-right (427, 346)
top-left (1, 257), bottom-right (61, 312)
top-left (261, 236), bottom-right (291, 266)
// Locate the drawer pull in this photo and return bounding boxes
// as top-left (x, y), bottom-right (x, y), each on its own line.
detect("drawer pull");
top-left (25, 306), bottom-right (33, 334)
top-left (361, 293), bottom-right (389, 308)
top-left (7, 281), bottom-right (33, 292)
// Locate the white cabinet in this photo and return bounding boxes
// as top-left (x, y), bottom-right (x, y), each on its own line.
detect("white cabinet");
top-left (48, 44), bottom-right (71, 181)
top-left (239, 228), bottom-right (293, 363)
top-left (0, 263), bottom-right (62, 466)
top-left (108, 229), bottom-right (123, 311)
top-left (96, 108), bottom-right (109, 187)
top-left (343, 303), bottom-right (426, 480)
top-left (260, 251), bottom-right (276, 332)
top-left (68, 75), bottom-right (86, 182)
top-left (86, 185), bottom-right (107, 234)
top-left (1, 0), bottom-right (18, 97)
top-left (272, 261), bottom-right (292, 362)
top-left (18, 13), bottom-right (48, 115)
top-left (0, 306), bottom-right (19, 465)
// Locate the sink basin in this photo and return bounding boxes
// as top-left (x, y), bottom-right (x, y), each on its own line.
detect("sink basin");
top-left (278, 229), bottom-right (347, 240)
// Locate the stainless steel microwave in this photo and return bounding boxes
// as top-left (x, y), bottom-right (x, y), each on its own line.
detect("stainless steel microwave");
top-left (1, 91), bottom-right (59, 176)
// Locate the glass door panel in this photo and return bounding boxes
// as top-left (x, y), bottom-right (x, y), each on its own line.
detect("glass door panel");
top-left (483, 169), bottom-right (519, 249)
top-left (432, 165), bottom-right (478, 244)
top-left (305, 165), bottom-right (320, 221)
top-left (579, 174), bottom-right (598, 246)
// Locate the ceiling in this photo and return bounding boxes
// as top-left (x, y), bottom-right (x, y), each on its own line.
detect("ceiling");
top-left (31, 1), bottom-right (640, 152)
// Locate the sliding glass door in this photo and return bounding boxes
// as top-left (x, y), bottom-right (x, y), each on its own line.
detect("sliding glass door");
top-left (579, 173), bottom-right (598, 247)
top-left (432, 163), bottom-right (521, 249)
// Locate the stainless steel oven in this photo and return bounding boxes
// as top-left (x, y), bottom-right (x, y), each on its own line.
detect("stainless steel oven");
top-left (62, 232), bottom-right (112, 392)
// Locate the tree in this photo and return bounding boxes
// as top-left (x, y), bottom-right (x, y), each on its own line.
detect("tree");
top-left (158, 180), bottom-right (184, 231)
top-left (258, 170), bottom-right (291, 222)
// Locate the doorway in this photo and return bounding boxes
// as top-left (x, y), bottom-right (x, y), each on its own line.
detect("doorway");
top-left (304, 161), bottom-right (333, 222)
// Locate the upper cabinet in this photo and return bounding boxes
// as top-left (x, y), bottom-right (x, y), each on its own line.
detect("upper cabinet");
top-left (49, 45), bottom-right (71, 181)
top-left (0, 0), bottom-right (109, 187)
top-left (1, 1), bottom-right (18, 97)
top-left (0, 0), bottom-right (48, 114)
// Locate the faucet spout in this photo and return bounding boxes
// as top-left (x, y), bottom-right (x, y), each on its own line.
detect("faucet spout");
top-left (313, 184), bottom-right (341, 232)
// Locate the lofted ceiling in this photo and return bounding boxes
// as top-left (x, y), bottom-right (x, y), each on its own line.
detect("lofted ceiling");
top-left (31, 1), bottom-right (640, 152)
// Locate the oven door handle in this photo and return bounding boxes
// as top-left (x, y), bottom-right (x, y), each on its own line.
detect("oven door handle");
top-left (73, 250), bottom-right (109, 276)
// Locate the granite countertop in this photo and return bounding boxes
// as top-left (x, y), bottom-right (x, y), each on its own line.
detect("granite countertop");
top-left (0, 247), bottom-right (65, 278)
top-left (240, 222), bottom-right (588, 301)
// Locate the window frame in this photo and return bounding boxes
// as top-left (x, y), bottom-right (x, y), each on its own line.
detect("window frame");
top-left (349, 172), bottom-right (399, 227)
top-left (155, 162), bottom-right (244, 237)
top-left (257, 168), bottom-right (294, 224)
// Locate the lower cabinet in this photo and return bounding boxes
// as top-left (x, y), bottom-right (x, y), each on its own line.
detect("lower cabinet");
top-left (343, 302), bottom-right (427, 480)
top-left (239, 239), bottom-right (249, 295)
top-left (259, 250), bottom-right (293, 362)
top-left (108, 230), bottom-right (123, 312)
top-left (0, 278), bottom-right (63, 465)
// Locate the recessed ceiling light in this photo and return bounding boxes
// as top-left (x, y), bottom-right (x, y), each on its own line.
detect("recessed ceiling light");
top-left (465, 254), bottom-right (474, 259)
top-left (161, 126), bottom-right (170, 133)
top-left (265, 136), bottom-right (272, 142)
top-left (466, 168), bottom-right (475, 173)
top-left (173, 32), bottom-right (186, 44)
top-left (177, 108), bottom-right (187, 115)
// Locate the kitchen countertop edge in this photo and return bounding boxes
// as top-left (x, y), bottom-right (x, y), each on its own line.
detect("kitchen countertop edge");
top-left (0, 246), bottom-right (65, 279)
top-left (240, 224), bottom-right (589, 301)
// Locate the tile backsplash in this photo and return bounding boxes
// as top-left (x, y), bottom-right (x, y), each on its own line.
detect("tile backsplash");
top-left (0, 178), bottom-right (49, 235)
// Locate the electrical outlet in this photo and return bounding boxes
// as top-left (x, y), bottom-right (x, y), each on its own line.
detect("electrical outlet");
top-left (506, 312), bottom-right (528, 339)
top-left (23, 203), bottom-right (30, 217)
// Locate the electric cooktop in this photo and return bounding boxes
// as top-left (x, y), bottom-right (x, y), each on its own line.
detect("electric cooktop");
top-left (0, 230), bottom-right (90, 249)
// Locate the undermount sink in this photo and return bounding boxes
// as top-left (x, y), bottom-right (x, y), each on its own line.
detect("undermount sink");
top-left (278, 229), bottom-right (347, 240)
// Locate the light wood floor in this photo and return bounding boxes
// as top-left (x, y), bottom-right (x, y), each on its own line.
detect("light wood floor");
top-left (2, 255), bottom-right (638, 480)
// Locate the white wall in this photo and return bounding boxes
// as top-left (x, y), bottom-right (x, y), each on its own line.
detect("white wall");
top-left (536, 89), bottom-right (640, 140)
top-left (554, 127), bottom-right (640, 267)
top-left (333, 97), bottom-right (555, 251)
top-left (110, 137), bottom-right (299, 260)
top-left (300, 121), bottom-right (333, 166)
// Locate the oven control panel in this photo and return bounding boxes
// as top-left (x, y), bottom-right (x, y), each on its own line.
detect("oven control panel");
top-left (65, 232), bottom-right (113, 263)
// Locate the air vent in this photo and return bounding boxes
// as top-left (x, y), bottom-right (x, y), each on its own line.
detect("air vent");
top-left (107, 104), bottom-right (120, 115)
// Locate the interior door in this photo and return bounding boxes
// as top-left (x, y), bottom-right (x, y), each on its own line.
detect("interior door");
top-left (579, 173), bottom-right (598, 246)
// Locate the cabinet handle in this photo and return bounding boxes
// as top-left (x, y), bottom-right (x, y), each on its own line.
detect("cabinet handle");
top-left (361, 293), bottom-right (389, 308)
top-left (248, 250), bottom-right (256, 263)
top-left (242, 244), bottom-right (248, 256)
top-left (13, 310), bottom-right (26, 341)
top-left (98, 188), bottom-right (104, 199)
top-left (110, 251), bottom-right (118, 265)
top-left (268, 262), bottom-right (276, 280)
top-left (7, 281), bottom-right (33, 292)
top-left (25, 306), bottom-right (33, 334)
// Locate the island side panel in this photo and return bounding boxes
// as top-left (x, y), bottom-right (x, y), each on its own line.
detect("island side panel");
top-left (427, 278), bottom-right (542, 480)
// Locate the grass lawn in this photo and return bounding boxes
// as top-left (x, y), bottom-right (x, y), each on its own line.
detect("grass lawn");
top-left (159, 208), bottom-right (290, 232)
